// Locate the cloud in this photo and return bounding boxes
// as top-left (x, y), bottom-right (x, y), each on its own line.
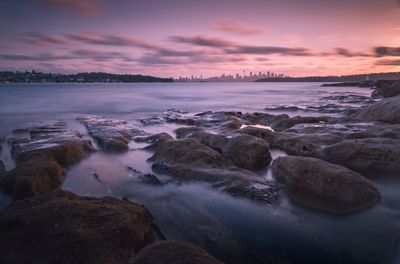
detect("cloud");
top-left (214, 20), bottom-right (264, 35)
top-left (170, 35), bottom-right (235, 48)
top-left (19, 32), bottom-right (70, 46)
top-left (225, 45), bottom-right (312, 56)
top-left (375, 59), bottom-right (400, 66)
top-left (333, 48), bottom-right (371, 57)
top-left (0, 53), bottom-right (72, 61)
top-left (68, 33), bottom-right (158, 49)
top-left (40, 0), bottom-right (103, 17)
top-left (374, 46), bottom-right (400, 56)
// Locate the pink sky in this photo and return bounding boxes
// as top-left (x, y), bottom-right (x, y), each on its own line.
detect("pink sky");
top-left (0, 0), bottom-right (399, 77)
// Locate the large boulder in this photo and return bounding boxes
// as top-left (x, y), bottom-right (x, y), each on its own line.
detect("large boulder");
top-left (149, 138), bottom-right (279, 203)
top-left (375, 80), bottom-right (400, 98)
top-left (270, 116), bottom-right (330, 132)
top-left (272, 156), bottom-right (380, 213)
top-left (0, 190), bottom-right (163, 264)
top-left (133, 133), bottom-right (173, 151)
top-left (78, 116), bottom-right (146, 152)
top-left (0, 123), bottom-right (93, 200)
top-left (321, 138), bottom-right (400, 174)
top-left (189, 131), bottom-right (272, 170)
top-left (352, 96), bottom-right (400, 124)
top-left (133, 241), bottom-right (223, 264)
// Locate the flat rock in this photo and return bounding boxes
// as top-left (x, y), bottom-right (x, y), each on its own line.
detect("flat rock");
top-left (0, 189), bottom-right (163, 264)
top-left (149, 138), bottom-right (279, 203)
top-left (321, 138), bottom-right (400, 174)
top-left (0, 122), bottom-right (93, 200)
top-left (188, 131), bottom-right (272, 170)
top-left (133, 241), bottom-right (223, 264)
top-left (78, 116), bottom-right (146, 152)
top-left (272, 156), bottom-right (380, 213)
top-left (133, 133), bottom-right (173, 151)
top-left (352, 96), bottom-right (400, 124)
top-left (375, 80), bottom-right (400, 98)
top-left (270, 116), bottom-right (331, 132)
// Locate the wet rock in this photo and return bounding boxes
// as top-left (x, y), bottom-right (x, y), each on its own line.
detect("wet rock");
top-left (321, 94), bottom-right (374, 104)
top-left (0, 123), bottom-right (93, 200)
top-left (272, 156), bottom-right (380, 213)
top-left (322, 138), bottom-right (400, 174)
top-left (264, 105), bottom-right (300, 112)
top-left (175, 126), bottom-right (203, 139)
top-left (0, 133), bottom-right (5, 142)
top-left (127, 167), bottom-right (163, 185)
top-left (0, 189), bottom-right (163, 264)
top-left (133, 133), bottom-right (173, 151)
top-left (0, 160), bottom-right (5, 174)
top-left (78, 116), bottom-right (146, 152)
top-left (375, 80), bottom-right (400, 98)
top-left (134, 241), bottom-right (223, 264)
top-left (271, 116), bottom-right (331, 132)
top-left (187, 131), bottom-right (272, 170)
top-left (150, 138), bottom-right (279, 203)
top-left (242, 112), bottom-right (288, 127)
top-left (352, 96), bottom-right (400, 124)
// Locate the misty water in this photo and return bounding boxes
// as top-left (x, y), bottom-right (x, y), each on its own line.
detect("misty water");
top-left (0, 82), bottom-right (399, 264)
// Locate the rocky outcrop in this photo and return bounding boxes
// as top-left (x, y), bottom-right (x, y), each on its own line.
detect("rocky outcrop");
top-left (133, 133), bottom-right (173, 151)
top-left (321, 138), bottom-right (400, 174)
top-left (78, 116), bottom-right (146, 152)
top-left (272, 156), bottom-right (380, 213)
top-left (188, 131), bottom-right (272, 170)
top-left (374, 80), bottom-right (400, 98)
top-left (270, 116), bottom-right (330, 132)
top-left (352, 96), bottom-right (400, 124)
top-left (134, 241), bottom-right (223, 264)
top-left (0, 189), bottom-right (163, 264)
top-left (0, 160), bottom-right (5, 175)
top-left (0, 123), bottom-right (93, 200)
top-left (149, 138), bottom-right (279, 203)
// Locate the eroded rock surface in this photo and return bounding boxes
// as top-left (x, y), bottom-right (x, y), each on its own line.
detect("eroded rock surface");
top-left (272, 156), bottom-right (380, 213)
top-left (78, 116), bottom-right (146, 152)
top-left (321, 138), bottom-right (400, 174)
top-left (352, 96), bottom-right (400, 124)
top-left (0, 189), bottom-right (163, 264)
top-left (1, 122), bottom-right (93, 200)
top-left (187, 130), bottom-right (272, 170)
top-left (0, 160), bottom-right (5, 175)
top-left (150, 138), bottom-right (279, 203)
top-left (134, 241), bottom-right (223, 264)
top-left (374, 80), bottom-right (400, 98)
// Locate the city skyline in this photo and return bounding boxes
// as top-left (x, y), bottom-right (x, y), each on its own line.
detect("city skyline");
top-left (0, 0), bottom-right (399, 77)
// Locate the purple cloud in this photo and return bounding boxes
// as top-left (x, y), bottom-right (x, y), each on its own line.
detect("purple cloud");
top-left (40, 0), bottom-right (103, 17)
top-left (214, 20), bottom-right (265, 35)
top-left (170, 35), bottom-right (235, 48)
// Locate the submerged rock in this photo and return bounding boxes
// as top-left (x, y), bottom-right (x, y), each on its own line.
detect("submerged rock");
top-left (149, 138), bottom-right (279, 203)
top-left (127, 167), bottom-right (163, 185)
top-left (134, 241), bottom-right (223, 264)
top-left (375, 80), bottom-right (400, 98)
top-left (175, 126), bottom-right (203, 139)
top-left (321, 138), bottom-right (400, 174)
top-left (352, 96), bottom-right (400, 124)
top-left (78, 116), bottom-right (146, 152)
top-left (272, 156), bottom-right (380, 213)
top-left (0, 122), bottom-right (93, 200)
top-left (188, 131), bottom-right (272, 170)
top-left (0, 189), bottom-right (163, 264)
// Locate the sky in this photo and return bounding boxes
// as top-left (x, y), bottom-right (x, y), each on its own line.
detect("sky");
top-left (0, 0), bottom-right (399, 77)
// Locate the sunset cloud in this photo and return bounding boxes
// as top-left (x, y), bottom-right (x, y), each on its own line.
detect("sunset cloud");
top-left (214, 20), bottom-right (265, 35)
top-left (40, 0), bottom-right (103, 17)
top-left (170, 35), bottom-right (235, 48)
top-left (374, 46), bottom-right (400, 56)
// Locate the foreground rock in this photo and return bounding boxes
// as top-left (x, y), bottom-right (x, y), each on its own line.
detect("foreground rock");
top-left (0, 160), bottom-right (4, 174)
top-left (272, 156), bottom-right (380, 213)
top-left (0, 190), bottom-right (163, 264)
top-left (352, 96), bottom-right (400, 124)
top-left (150, 138), bottom-right (279, 203)
top-left (78, 116), bottom-right (146, 152)
top-left (134, 241), bottom-right (223, 264)
top-left (133, 133), bottom-right (173, 151)
top-left (1, 122), bottom-right (93, 200)
top-left (321, 138), bottom-right (400, 174)
top-left (374, 80), bottom-right (400, 98)
top-left (187, 130), bottom-right (272, 170)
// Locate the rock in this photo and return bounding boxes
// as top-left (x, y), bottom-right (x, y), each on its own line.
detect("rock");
top-left (270, 116), bottom-right (330, 132)
top-left (174, 127), bottom-right (203, 139)
top-left (127, 167), bottom-right (163, 185)
top-left (149, 138), bottom-right (279, 203)
top-left (352, 96), bottom-right (400, 124)
top-left (0, 160), bottom-right (5, 174)
top-left (0, 133), bottom-right (5, 142)
top-left (321, 138), bottom-right (400, 174)
top-left (133, 241), bottom-right (223, 264)
top-left (0, 189), bottom-right (163, 264)
top-left (242, 112), bottom-right (288, 127)
top-left (375, 80), bottom-right (400, 98)
top-left (188, 131), bottom-right (272, 170)
top-left (0, 123), bottom-right (93, 200)
top-left (78, 116), bottom-right (146, 152)
top-left (272, 156), bottom-right (380, 213)
top-left (133, 133), bottom-right (173, 151)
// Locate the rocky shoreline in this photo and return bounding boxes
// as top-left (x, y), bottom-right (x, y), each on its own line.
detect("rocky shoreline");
top-left (0, 80), bottom-right (399, 263)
